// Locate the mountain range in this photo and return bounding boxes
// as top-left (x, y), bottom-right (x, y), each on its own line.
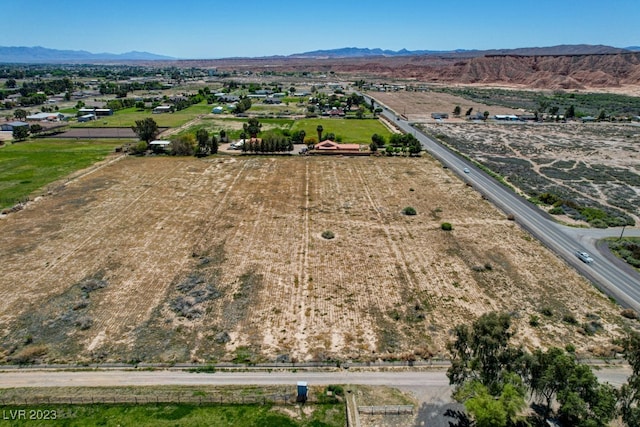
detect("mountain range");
top-left (289, 45), bottom-right (633, 58)
top-left (0, 44), bottom-right (638, 63)
top-left (0, 46), bottom-right (174, 63)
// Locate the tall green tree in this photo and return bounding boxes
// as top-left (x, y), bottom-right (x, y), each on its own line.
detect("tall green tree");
top-left (13, 109), bottom-right (28, 120)
top-left (447, 312), bottom-right (523, 395)
top-left (196, 128), bottom-right (210, 155)
top-left (316, 124), bottom-right (323, 142)
top-left (453, 105), bottom-right (461, 116)
top-left (456, 373), bottom-right (526, 427)
top-left (244, 118), bottom-right (261, 138)
top-left (131, 118), bottom-right (159, 143)
top-left (12, 125), bottom-right (29, 141)
top-left (620, 332), bottom-right (640, 427)
top-left (209, 135), bottom-right (218, 155)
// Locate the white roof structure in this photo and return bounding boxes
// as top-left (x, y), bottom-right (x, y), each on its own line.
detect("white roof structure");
top-left (149, 140), bottom-right (171, 146)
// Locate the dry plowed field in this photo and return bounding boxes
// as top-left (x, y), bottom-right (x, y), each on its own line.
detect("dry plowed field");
top-left (0, 155), bottom-right (628, 364)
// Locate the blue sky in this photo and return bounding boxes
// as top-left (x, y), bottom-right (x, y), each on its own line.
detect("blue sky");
top-left (5, 0), bottom-right (638, 58)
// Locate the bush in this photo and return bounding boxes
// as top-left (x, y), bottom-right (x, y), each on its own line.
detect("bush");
top-left (326, 384), bottom-right (344, 397)
top-left (131, 140), bottom-right (148, 155)
top-left (321, 230), bottom-right (335, 240)
top-left (402, 206), bottom-right (417, 216)
top-left (529, 315), bottom-right (540, 327)
top-left (562, 314), bottom-right (578, 325)
top-left (549, 206), bottom-right (564, 215)
top-left (540, 306), bottom-right (553, 317)
top-left (621, 308), bottom-right (638, 320)
top-left (441, 222), bottom-right (453, 231)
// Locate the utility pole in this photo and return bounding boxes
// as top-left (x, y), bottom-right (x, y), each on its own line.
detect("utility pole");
top-left (619, 225), bottom-right (627, 241)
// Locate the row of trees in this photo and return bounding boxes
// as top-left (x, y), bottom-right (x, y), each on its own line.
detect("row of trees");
top-left (369, 133), bottom-right (421, 155)
top-left (447, 312), bottom-right (640, 426)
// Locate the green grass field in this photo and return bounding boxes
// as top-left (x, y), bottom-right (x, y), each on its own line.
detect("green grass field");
top-left (180, 116), bottom-right (393, 143)
top-left (292, 118), bottom-right (392, 143)
top-left (0, 139), bottom-right (123, 209)
top-left (72, 103), bottom-right (214, 128)
top-left (0, 403), bottom-right (344, 426)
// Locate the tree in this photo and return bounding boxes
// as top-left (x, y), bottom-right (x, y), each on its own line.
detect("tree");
top-left (244, 118), bottom-right (261, 138)
top-left (14, 109), bottom-right (28, 120)
top-left (371, 133), bottom-right (386, 148)
top-left (483, 111), bottom-right (490, 120)
top-left (453, 105), bottom-right (461, 117)
top-left (456, 373), bottom-right (526, 427)
top-left (598, 110), bottom-right (607, 121)
top-left (135, 101), bottom-right (145, 110)
top-left (447, 312), bottom-right (523, 395)
top-left (219, 129), bottom-right (227, 143)
top-left (316, 124), bottom-right (323, 142)
top-left (526, 347), bottom-right (574, 420)
top-left (565, 105), bottom-right (576, 119)
top-left (5, 78), bottom-right (17, 88)
top-left (196, 128), bottom-right (210, 156)
top-left (557, 364), bottom-right (616, 427)
top-left (465, 107), bottom-right (473, 117)
top-left (169, 134), bottom-right (196, 156)
top-left (29, 124), bottom-right (43, 135)
top-left (132, 118), bottom-right (159, 143)
top-left (209, 135), bottom-right (218, 155)
top-left (620, 332), bottom-right (640, 426)
top-left (12, 126), bottom-right (29, 141)
top-left (526, 347), bottom-right (617, 426)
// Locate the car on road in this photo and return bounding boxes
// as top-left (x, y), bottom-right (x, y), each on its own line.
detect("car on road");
top-left (463, 167), bottom-right (470, 173)
top-left (576, 251), bottom-right (594, 264)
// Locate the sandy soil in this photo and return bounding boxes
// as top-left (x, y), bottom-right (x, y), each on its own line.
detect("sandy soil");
top-left (370, 91), bottom-right (525, 123)
top-left (0, 155), bottom-right (631, 364)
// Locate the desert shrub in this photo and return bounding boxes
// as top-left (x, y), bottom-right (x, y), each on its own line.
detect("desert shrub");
top-left (565, 343), bottom-right (576, 353)
top-left (321, 230), bottom-right (335, 240)
top-left (9, 344), bottom-right (48, 364)
top-left (621, 308), bottom-right (638, 319)
top-left (326, 384), bottom-right (344, 397)
top-left (549, 206), bottom-right (564, 215)
top-left (529, 315), bottom-right (540, 327)
top-left (562, 313), bottom-right (578, 325)
top-left (402, 206), bottom-right (417, 216)
top-left (441, 222), bottom-right (453, 231)
top-left (540, 306), bottom-right (553, 317)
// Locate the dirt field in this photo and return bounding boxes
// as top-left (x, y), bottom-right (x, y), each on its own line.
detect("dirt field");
top-left (0, 155), bottom-right (631, 364)
top-left (370, 91), bottom-right (526, 123)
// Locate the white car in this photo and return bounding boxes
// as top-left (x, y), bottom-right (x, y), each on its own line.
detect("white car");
top-left (576, 251), bottom-right (594, 264)
top-left (463, 167), bottom-right (470, 173)
top-left (229, 140), bottom-right (245, 150)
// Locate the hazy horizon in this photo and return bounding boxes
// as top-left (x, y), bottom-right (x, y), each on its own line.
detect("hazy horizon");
top-left (4, 0), bottom-right (638, 59)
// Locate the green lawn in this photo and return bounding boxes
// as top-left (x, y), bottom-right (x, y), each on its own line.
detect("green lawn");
top-left (72, 102), bottom-right (214, 128)
top-left (292, 118), bottom-right (392, 143)
top-left (0, 139), bottom-right (123, 209)
top-left (177, 116), bottom-right (393, 143)
top-left (0, 403), bottom-right (345, 427)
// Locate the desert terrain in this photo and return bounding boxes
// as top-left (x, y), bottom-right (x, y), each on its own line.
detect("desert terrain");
top-left (0, 154), bottom-right (630, 364)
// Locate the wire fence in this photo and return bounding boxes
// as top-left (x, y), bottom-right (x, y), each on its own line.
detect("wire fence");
top-left (358, 405), bottom-right (414, 415)
top-left (0, 393), bottom-right (312, 407)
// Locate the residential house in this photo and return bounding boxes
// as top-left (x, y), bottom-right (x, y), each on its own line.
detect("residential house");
top-left (1, 121), bottom-right (29, 131)
top-left (153, 105), bottom-right (173, 114)
top-left (313, 140), bottom-right (362, 154)
top-left (26, 112), bottom-right (64, 121)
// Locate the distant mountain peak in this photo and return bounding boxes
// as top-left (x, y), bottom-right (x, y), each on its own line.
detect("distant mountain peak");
top-left (0, 46), bottom-right (174, 63)
top-left (290, 44), bottom-right (629, 59)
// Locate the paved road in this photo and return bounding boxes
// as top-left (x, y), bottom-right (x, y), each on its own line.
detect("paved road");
top-left (364, 94), bottom-right (640, 311)
top-left (0, 367), bottom-right (630, 388)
